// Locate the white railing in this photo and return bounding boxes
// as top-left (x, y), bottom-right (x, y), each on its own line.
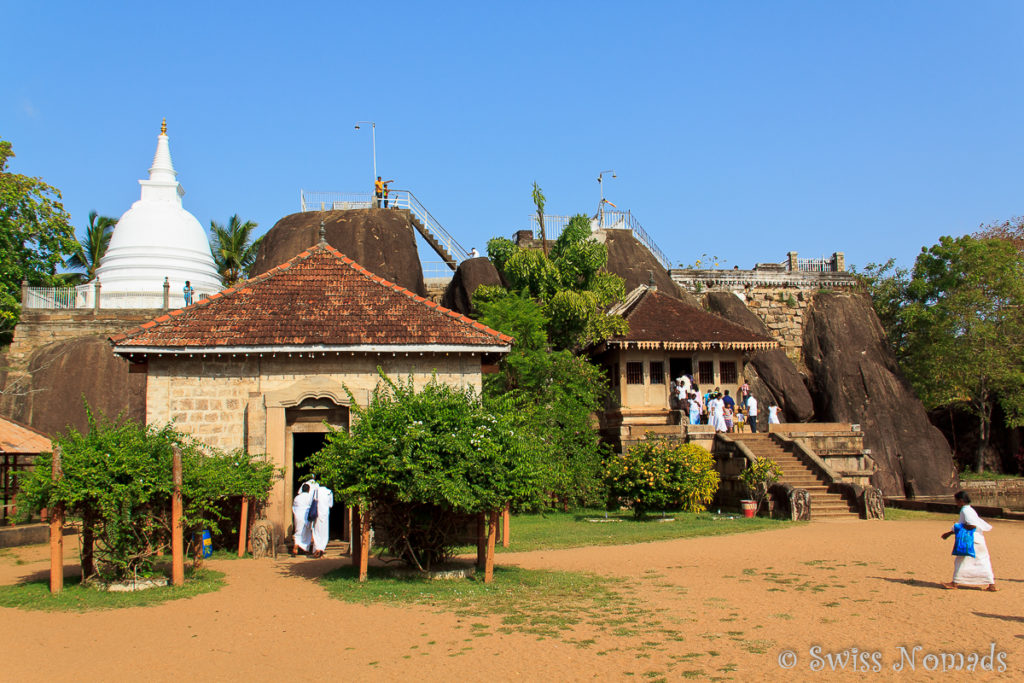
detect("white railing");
top-left (299, 189), bottom-right (470, 266)
top-left (422, 261), bottom-right (455, 281)
top-left (530, 208), bottom-right (671, 269)
top-left (23, 284), bottom-right (217, 310)
top-left (795, 257), bottom-right (833, 273)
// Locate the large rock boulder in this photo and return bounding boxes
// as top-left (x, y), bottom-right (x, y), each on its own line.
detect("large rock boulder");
top-left (440, 257), bottom-right (504, 316)
top-left (8, 336), bottom-right (145, 436)
top-left (802, 292), bottom-right (956, 496)
top-left (602, 230), bottom-right (699, 306)
top-left (252, 209), bottom-right (426, 296)
top-left (703, 291), bottom-right (815, 422)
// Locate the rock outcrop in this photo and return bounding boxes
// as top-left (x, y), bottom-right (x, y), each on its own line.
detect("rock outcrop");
top-left (802, 292), bottom-right (956, 496)
top-left (440, 257), bottom-right (504, 316)
top-left (602, 230), bottom-right (699, 306)
top-left (7, 336), bottom-right (145, 436)
top-left (703, 291), bottom-right (815, 422)
top-left (252, 209), bottom-right (426, 296)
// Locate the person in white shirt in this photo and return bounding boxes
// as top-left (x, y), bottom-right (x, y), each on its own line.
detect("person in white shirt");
top-left (747, 396), bottom-right (759, 433)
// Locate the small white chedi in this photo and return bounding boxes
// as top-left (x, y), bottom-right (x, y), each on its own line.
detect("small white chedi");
top-left (93, 120), bottom-right (222, 307)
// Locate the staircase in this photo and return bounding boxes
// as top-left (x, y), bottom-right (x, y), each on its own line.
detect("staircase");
top-left (734, 434), bottom-right (858, 518)
top-left (408, 212), bottom-right (459, 269)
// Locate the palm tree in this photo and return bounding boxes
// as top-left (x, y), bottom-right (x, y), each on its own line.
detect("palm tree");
top-left (209, 215), bottom-right (261, 286)
top-left (65, 210), bottom-right (117, 282)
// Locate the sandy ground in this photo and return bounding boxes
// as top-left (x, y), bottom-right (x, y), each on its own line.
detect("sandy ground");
top-left (1, 517), bottom-right (1022, 682)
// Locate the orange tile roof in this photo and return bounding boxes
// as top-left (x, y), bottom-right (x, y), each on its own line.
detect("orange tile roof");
top-left (0, 416), bottom-right (52, 454)
top-left (110, 243), bottom-right (512, 351)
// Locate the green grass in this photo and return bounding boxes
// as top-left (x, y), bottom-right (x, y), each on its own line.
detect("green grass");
top-left (959, 471), bottom-right (1022, 481)
top-left (883, 507), bottom-right (951, 522)
top-left (0, 568), bottom-right (224, 612)
top-left (474, 509), bottom-right (793, 553)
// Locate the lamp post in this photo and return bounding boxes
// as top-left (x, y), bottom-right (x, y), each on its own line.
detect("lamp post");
top-left (354, 120), bottom-right (377, 189)
top-left (597, 169), bottom-right (616, 228)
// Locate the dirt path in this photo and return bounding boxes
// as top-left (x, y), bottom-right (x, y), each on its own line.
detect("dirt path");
top-left (1, 518), bottom-right (1022, 681)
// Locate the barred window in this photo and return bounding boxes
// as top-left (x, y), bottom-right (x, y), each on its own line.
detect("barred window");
top-left (698, 360), bottom-right (714, 385)
top-left (649, 362), bottom-right (665, 385)
top-left (720, 361), bottom-right (738, 385)
top-left (626, 362), bottom-right (644, 385)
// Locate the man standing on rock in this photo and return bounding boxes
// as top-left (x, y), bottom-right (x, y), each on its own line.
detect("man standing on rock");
top-left (747, 395), bottom-right (759, 433)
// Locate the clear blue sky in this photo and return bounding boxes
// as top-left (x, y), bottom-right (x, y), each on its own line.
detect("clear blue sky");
top-left (4, 2), bottom-right (1023, 272)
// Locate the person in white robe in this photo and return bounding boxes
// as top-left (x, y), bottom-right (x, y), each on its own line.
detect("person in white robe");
top-left (709, 394), bottom-right (726, 433)
top-left (311, 484), bottom-right (334, 558)
top-left (291, 482), bottom-right (314, 555)
top-left (768, 404), bottom-right (781, 425)
top-left (941, 491), bottom-right (997, 591)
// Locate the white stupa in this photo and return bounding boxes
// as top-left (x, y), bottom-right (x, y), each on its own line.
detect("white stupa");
top-left (94, 120), bottom-right (222, 308)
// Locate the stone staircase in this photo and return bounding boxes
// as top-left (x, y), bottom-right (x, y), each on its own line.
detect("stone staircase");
top-left (733, 433), bottom-right (858, 518)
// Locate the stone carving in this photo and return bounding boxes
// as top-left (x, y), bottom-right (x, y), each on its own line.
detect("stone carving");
top-left (251, 520), bottom-right (277, 559)
top-left (791, 488), bottom-right (811, 521)
top-left (863, 487), bottom-right (885, 520)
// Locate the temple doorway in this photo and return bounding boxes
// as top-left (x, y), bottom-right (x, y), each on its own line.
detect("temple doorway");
top-left (286, 398), bottom-right (349, 544)
top-left (669, 357), bottom-right (693, 382)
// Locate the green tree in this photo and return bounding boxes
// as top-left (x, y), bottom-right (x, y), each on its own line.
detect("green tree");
top-left (0, 138), bottom-right (78, 331)
top-left (209, 214), bottom-right (261, 286)
top-left (604, 439), bottom-right (720, 519)
top-left (901, 235), bottom-right (1024, 472)
top-left (852, 258), bottom-right (912, 361)
top-left (65, 210), bottom-right (117, 281)
top-left (531, 181), bottom-right (547, 255)
top-left (306, 373), bottom-right (546, 569)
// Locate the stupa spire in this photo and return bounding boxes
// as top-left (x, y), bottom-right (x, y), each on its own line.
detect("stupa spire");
top-left (149, 119), bottom-right (177, 184)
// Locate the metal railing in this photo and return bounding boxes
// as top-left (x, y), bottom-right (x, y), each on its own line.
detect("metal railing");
top-left (300, 189), bottom-right (470, 265)
top-left (22, 286), bottom-right (89, 309)
top-left (795, 257), bottom-right (833, 273)
top-left (22, 283), bottom-right (216, 310)
top-left (422, 261), bottom-right (456, 281)
top-left (530, 208), bottom-right (671, 269)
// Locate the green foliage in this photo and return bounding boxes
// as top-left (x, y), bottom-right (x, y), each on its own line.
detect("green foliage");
top-left (16, 410), bottom-right (277, 581)
top-left (604, 439), bottom-right (720, 519)
top-left (0, 138), bottom-right (78, 331)
top-left (852, 258), bottom-right (912, 361)
top-left (65, 210), bottom-right (116, 281)
top-left (477, 294), bottom-right (612, 508)
top-left (209, 214), bottom-right (261, 286)
top-left (503, 248), bottom-right (560, 299)
top-left (531, 181), bottom-right (546, 249)
top-left (305, 373), bottom-right (546, 567)
top-left (485, 237), bottom-right (517, 273)
top-left (739, 457), bottom-right (783, 514)
top-left (899, 235), bottom-right (1024, 471)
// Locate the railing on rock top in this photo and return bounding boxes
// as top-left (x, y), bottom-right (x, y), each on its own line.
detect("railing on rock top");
top-left (530, 207), bottom-right (671, 270)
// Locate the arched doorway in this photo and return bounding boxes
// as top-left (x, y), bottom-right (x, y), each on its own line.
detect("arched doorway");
top-left (286, 397), bottom-right (348, 543)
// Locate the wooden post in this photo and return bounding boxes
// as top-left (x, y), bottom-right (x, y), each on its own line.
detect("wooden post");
top-left (358, 508), bottom-right (371, 582)
top-left (502, 503), bottom-right (510, 548)
top-left (171, 445), bottom-right (184, 586)
top-left (351, 506), bottom-right (361, 564)
top-left (49, 445), bottom-right (64, 594)
top-left (237, 497), bottom-right (249, 558)
top-left (484, 509), bottom-right (498, 584)
top-left (476, 513), bottom-right (486, 569)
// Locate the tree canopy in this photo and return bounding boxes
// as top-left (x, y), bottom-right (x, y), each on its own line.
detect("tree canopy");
top-left (209, 214), bottom-right (261, 286)
top-left (0, 138), bottom-right (78, 331)
top-left (64, 210), bottom-right (117, 283)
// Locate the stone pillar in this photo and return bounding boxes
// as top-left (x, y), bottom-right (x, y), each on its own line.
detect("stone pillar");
top-left (787, 252), bottom-right (799, 271)
top-left (163, 277), bottom-right (170, 310)
top-left (94, 280), bottom-right (102, 310)
top-left (20, 280), bottom-right (28, 307)
top-left (833, 252), bottom-right (845, 272)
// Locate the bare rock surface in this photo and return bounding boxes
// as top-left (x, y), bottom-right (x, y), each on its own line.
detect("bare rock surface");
top-left (252, 209), bottom-right (426, 296)
top-left (802, 292), bottom-right (956, 496)
top-left (602, 230), bottom-right (698, 306)
top-left (440, 257), bottom-right (504, 315)
top-left (703, 291), bottom-right (815, 422)
top-left (10, 336), bottom-right (145, 436)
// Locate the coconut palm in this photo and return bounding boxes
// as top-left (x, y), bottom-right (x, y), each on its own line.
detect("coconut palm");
top-left (64, 210), bottom-right (117, 282)
top-left (209, 214), bottom-right (261, 286)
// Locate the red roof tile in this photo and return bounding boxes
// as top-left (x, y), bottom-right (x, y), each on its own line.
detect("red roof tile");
top-left (609, 287), bottom-right (777, 349)
top-left (111, 243), bottom-right (513, 351)
top-left (0, 416), bottom-right (52, 453)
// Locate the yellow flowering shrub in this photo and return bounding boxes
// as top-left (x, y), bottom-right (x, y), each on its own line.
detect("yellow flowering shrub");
top-left (604, 437), bottom-right (720, 519)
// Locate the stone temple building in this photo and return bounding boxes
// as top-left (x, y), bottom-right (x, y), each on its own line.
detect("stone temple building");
top-left (110, 238), bottom-right (511, 541)
top-left (91, 120), bottom-right (222, 307)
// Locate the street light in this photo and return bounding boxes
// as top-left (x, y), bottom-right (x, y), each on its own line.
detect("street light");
top-left (354, 120), bottom-right (377, 188)
top-left (598, 169), bottom-right (616, 228)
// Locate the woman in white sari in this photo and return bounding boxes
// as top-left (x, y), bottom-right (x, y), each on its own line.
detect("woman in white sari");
top-left (941, 491), bottom-right (997, 591)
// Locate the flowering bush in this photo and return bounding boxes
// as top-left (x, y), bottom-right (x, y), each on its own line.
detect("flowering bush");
top-left (739, 457), bottom-right (783, 515)
top-left (604, 438), bottom-right (720, 519)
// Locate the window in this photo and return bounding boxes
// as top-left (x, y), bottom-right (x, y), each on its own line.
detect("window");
top-left (626, 362), bottom-right (644, 385)
top-left (720, 361), bottom-right (737, 385)
top-left (649, 362), bottom-right (665, 385)
top-left (698, 360), bottom-right (714, 385)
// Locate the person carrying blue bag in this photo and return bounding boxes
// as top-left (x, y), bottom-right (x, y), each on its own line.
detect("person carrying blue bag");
top-left (940, 491), bottom-right (997, 591)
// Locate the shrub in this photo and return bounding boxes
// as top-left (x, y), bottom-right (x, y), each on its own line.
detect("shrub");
top-left (306, 372), bottom-right (547, 569)
top-left (604, 438), bottom-right (720, 519)
top-left (16, 410), bottom-right (278, 582)
top-left (739, 457), bottom-right (783, 515)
